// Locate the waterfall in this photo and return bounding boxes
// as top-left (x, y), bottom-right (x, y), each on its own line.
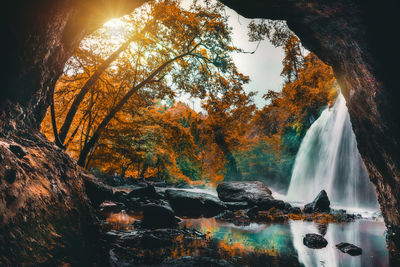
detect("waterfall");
top-left (286, 93), bottom-right (378, 209)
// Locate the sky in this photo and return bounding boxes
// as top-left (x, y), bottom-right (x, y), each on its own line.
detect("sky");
top-left (178, 1), bottom-right (285, 111)
top-left (103, 1), bottom-right (286, 112)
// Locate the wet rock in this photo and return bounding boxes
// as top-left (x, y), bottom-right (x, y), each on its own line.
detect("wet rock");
top-left (98, 201), bottom-right (125, 213)
top-left (256, 198), bottom-right (286, 210)
top-left (108, 228), bottom-right (208, 265)
top-left (215, 210), bottom-right (236, 220)
top-left (141, 232), bottom-right (174, 248)
top-left (247, 206), bottom-right (260, 218)
top-left (216, 181), bottom-right (272, 202)
top-left (330, 209), bottom-right (357, 222)
top-left (246, 198), bottom-right (293, 218)
top-left (152, 181), bottom-right (168, 187)
top-left (317, 223), bottom-right (328, 236)
top-left (257, 208), bottom-right (288, 223)
top-left (289, 206), bottom-right (302, 214)
top-left (174, 183), bottom-right (193, 189)
top-left (9, 144), bottom-right (26, 158)
top-left (336, 242), bottom-right (362, 256)
top-left (5, 169), bottom-right (18, 184)
top-left (140, 203), bottom-right (179, 228)
top-left (224, 201), bottom-right (250, 210)
top-left (303, 233), bottom-right (328, 248)
top-left (126, 184), bottom-right (158, 199)
top-left (113, 190), bottom-right (128, 202)
top-left (215, 210), bottom-right (250, 226)
top-left (304, 190), bottom-right (330, 213)
top-left (166, 189), bottom-right (226, 217)
top-left (125, 197), bottom-right (142, 211)
top-left (82, 173), bottom-right (114, 207)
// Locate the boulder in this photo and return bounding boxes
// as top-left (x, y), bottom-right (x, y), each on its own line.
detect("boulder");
top-left (304, 190), bottom-right (330, 213)
top-left (125, 197), bottom-right (142, 211)
top-left (82, 172), bottom-right (114, 207)
top-left (141, 203), bottom-right (179, 228)
top-left (303, 233), bottom-right (328, 248)
top-left (289, 206), bottom-right (302, 214)
top-left (336, 242), bottom-right (362, 256)
top-left (166, 189), bottom-right (226, 217)
top-left (98, 201), bottom-right (125, 213)
top-left (113, 190), bottom-right (129, 202)
top-left (257, 198), bottom-right (287, 210)
top-left (126, 184), bottom-right (158, 199)
top-left (246, 198), bottom-right (293, 216)
top-left (224, 201), bottom-right (250, 210)
top-left (216, 181), bottom-right (272, 203)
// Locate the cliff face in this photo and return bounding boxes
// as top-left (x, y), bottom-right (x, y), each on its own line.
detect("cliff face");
top-left (4, 0), bottom-right (146, 129)
top-left (220, 0), bottom-right (400, 255)
top-left (0, 130), bottom-right (102, 265)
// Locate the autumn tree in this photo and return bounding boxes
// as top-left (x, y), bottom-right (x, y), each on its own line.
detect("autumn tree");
top-left (248, 19), bottom-right (337, 141)
top-left (200, 79), bottom-right (256, 182)
top-left (44, 0), bottom-right (249, 168)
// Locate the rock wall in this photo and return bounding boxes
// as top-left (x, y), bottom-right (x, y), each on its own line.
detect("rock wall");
top-left (0, 129), bottom-right (102, 265)
top-left (220, 0), bottom-right (400, 258)
top-left (4, 0), bottom-right (146, 129)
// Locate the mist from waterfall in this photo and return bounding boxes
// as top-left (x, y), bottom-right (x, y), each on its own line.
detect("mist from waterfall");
top-left (286, 93), bottom-right (379, 209)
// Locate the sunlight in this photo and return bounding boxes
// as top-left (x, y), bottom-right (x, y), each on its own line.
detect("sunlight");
top-left (103, 18), bottom-right (124, 29)
top-left (102, 18), bottom-right (126, 41)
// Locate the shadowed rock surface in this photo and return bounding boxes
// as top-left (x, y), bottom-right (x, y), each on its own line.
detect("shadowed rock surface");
top-left (216, 181), bottom-right (272, 202)
top-left (304, 190), bottom-right (331, 213)
top-left (0, 131), bottom-right (104, 265)
top-left (303, 233), bottom-right (328, 249)
top-left (166, 189), bottom-right (227, 217)
top-left (140, 203), bottom-right (179, 228)
top-left (336, 242), bottom-right (363, 256)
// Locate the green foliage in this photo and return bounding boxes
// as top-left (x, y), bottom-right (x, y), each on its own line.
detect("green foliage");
top-left (176, 155), bottom-right (203, 181)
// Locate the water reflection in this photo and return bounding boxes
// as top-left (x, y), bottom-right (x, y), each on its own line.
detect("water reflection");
top-left (182, 218), bottom-right (388, 267)
top-left (291, 220), bottom-right (387, 267)
top-left (181, 218), bottom-right (297, 256)
top-left (103, 211), bottom-right (142, 230)
top-left (103, 210), bottom-right (388, 266)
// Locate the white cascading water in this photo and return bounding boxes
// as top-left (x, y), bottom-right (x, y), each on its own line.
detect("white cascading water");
top-left (286, 93), bottom-right (378, 209)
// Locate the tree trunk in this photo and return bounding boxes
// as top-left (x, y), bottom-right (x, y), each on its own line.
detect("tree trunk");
top-left (77, 51), bottom-right (192, 166)
top-left (58, 36), bottom-right (136, 144)
top-left (50, 89), bottom-right (65, 149)
top-left (214, 130), bottom-right (241, 180)
top-left (140, 162), bottom-right (148, 178)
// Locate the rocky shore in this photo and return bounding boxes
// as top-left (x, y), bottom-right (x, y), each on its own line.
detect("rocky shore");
top-left (84, 176), bottom-right (365, 265)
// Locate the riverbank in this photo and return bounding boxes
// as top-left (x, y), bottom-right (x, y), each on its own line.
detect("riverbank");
top-left (85, 176), bottom-right (388, 266)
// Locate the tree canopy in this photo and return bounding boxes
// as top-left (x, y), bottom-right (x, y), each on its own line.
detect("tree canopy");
top-left (42, 4), bottom-right (338, 189)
